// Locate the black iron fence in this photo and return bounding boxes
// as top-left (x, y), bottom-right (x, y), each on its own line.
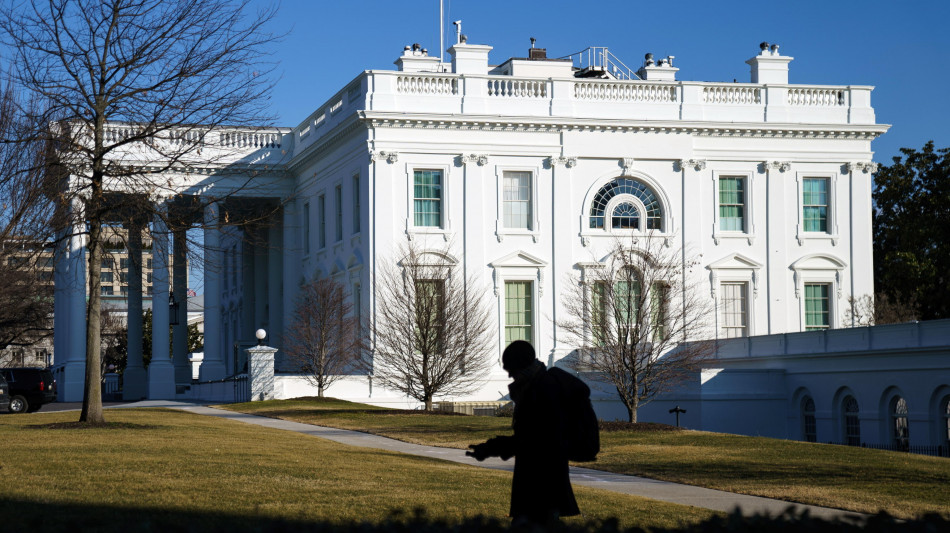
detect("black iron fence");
top-left (828, 441), bottom-right (949, 458)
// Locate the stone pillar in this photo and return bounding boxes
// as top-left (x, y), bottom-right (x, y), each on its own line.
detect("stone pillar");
top-left (281, 202), bottom-right (300, 371)
top-left (172, 228), bottom-right (190, 384)
top-left (267, 218), bottom-right (283, 356)
top-left (246, 343), bottom-right (276, 401)
top-left (60, 196), bottom-right (87, 401)
top-left (148, 204), bottom-right (175, 399)
top-left (123, 218), bottom-right (147, 400)
top-left (200, 202), bottom-right (225, 380)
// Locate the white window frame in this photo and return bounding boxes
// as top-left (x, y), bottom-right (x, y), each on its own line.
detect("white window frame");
top-left (712, 171), bottom-right (755, 245)
top-left (405, 163), bottom-right (452, 239)
top-left (495, 166), bottom-right (541, 242)
top-left (707, 253), bottom-right (762, 339)
top-left (791, 254), bottom-right (846, 332)
top-left (796, 172), bottom-right (839, 246)
top-left (489, 251), bottom-right (547, 359)
top-left (579, 170), bottom-right (675, 247)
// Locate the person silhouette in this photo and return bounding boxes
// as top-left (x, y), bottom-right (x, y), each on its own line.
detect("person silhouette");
top-left (467, 340), bottom-right (579, 527)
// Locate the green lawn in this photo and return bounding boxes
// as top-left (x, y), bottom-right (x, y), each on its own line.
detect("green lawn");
top-left (221, 397), bottom-right (950, 519)
top-left (0, 408), bottom-right (715, 532)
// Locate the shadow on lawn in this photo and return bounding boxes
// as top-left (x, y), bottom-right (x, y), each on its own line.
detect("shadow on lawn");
top-left (2, 498), bottom-right (947, 533)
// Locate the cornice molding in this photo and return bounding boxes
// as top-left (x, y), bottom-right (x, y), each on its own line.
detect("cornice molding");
top-left (358, 111), bottom-right (889, 140)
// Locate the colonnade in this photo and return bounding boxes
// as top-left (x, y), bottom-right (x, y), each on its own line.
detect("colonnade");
top-left (52, 197), bottom-right (290, 402)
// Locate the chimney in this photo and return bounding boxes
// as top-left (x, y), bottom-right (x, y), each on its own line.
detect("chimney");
top-left (636, 53), bottom-right (679, 81)
top-left (449, 39), bottom-right (493, 75)
top-left (745, 42), bottom-right (793, 84)
top-left (528, 37), bottom-right (547, 59)
top-left (394, 43), bottom-right (441, 72)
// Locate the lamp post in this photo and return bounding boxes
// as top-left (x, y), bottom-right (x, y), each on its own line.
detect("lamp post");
top-left (255, 328), bottom-right (267, 346)
top-left (168, 292), bottom-right (180, 326)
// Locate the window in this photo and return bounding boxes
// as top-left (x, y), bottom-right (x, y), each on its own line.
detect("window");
top-left (353, 283), bottom-right (362, 341)
top-left (101, 258), bottom-right (113, 270)
top-left (803, 178), bottom-right (828, 232)
top-left (890, 396), bottom-right (909, 450)
top-left (146, 272), bottom-right (153, 284)
top-left (504, 281), bottom-right (533, 345)
top-left (146, 258), bottom-right (153, 270)
top-left (415, 280), bottom-right (444, 353)
top-left (352, 176), bottom-right (361, 234)
top-left (335, 185), bottom-right (343, 242)
top-left (120, 258), bottom-right (130, 270)
top-left (843, 395), bottom-right (860, 446)
top-left (589, 178), bottom-right (662, 231)
top-left (120, 285), bottom-right (129, 296)
top-left (503, 171), bottom-right (532, 229)
top-left (414, 170), bottom-right (442, 227)
top-left (720, 282), bottom-right (748, 338)
top-left (943, 396), bottom-right (950, 450)
top-left (120, 272), bottom-right (129, 284)
top-left (804, 283), bottom-right (830, 330)
top-left (100, 271), bottom-right (114, 283)
top-left (101, 285), bottom-right (114, 296)
top-left (801, 396), bottom-right (817, 442)
top-left (611, 202), bottom-right (639, 229)
top-left (317, 195), bottom-right (326, 248)
top-left (303, 202), bottom-right (311, 254)
top-left (719, 177), bottom-right (745, 231)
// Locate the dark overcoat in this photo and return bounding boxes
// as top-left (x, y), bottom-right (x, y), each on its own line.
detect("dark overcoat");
top-left (494, 363), bottom-right (580, 520)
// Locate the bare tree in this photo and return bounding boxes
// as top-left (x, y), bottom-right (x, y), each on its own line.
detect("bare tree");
top-left (369, 242), bottom-right (494, 410)
top-left (0, 72), bottom-right (56, 354)
top-left (559, 236), bottom-right (714, 422)
top-left (844, 292), bottom-right (920, 327)
top-left (1, 0), bottom-right (280, 422)
top-left (284, 278), bottom-right (362, 398)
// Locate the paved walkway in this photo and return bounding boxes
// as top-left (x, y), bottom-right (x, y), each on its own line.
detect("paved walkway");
top-left (46, 400), bottom-right (864, 520)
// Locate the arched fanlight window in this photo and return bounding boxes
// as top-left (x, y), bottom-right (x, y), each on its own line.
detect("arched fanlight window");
top-left (890, 396), bottom-right (909, 450)
top-left (801, 396), bottom-right (816, 443)
top-left (843, 395), bottom-right (860, 446)
top-left (589, 178), bottom-right (662, 231)
top-left (611, 202), bottom-right (640, 229)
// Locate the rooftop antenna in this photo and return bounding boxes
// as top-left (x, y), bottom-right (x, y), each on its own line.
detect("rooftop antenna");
top-left (439, 0), bottom-right (444, 63)
top-left (453, 20), bottom-right (462, 44)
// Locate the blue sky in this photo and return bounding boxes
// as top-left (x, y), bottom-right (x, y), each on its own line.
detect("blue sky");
top-left (258, 0), bottom-right (949, 164)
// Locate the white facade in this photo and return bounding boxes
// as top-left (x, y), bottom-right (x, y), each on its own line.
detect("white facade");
top-left (56, 38), bottom-right (911, 425)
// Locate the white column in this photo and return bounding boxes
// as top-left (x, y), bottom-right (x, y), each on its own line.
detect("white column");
top-left (172, 228), bottom-right (190, 384)
top-left (60, 196), bottom-right (87, 401)
top-left (281, 201), bottom-right (300, 371)
top-left (267, 217), bottom-right (283, 358)
top-left (148, 203), bottom-right (175, 399)
top-left (123, 219), bottom-right (147, 400)
top-left (200, 202), bottom-right (225, 380)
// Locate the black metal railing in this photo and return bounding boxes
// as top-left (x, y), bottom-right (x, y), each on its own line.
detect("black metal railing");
top-left (827, 441), bottom-right (949, 458)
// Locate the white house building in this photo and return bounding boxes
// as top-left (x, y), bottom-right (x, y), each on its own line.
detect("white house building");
top-left (52, 36), bottom-right (950, 450)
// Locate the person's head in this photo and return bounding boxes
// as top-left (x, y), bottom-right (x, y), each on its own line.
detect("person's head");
top-left (502, 340), bottom-right (536, 378)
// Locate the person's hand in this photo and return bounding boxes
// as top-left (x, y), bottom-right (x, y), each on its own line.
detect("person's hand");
top-left (466, 442), bottom-right (491, 461)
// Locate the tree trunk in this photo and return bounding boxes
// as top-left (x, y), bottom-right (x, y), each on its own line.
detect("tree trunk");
top-left (424, 395), bottom-right (433, 411)
top-left (317, 384), bottom-right (324, 398)
top-left (80, 213), bottom-right (105, 423)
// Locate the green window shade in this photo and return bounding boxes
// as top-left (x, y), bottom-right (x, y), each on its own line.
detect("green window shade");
top-left (414, 170), bottom-right (442, 227)
top-left (719, 177), bottom-right (745, 231)
top-left (505, 281), bottom-right (533, 344)
top-left (651, 283), bottom-right (668, 341)
top-left (803, 178), bottom-right (828, 232)
top-left (804, 283), bottom-right (830, 330)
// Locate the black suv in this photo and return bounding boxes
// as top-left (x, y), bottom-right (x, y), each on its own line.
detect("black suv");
top-left (1, 368), bottom-right (56, 413)
top-left (0, 373), bottom-right (9, 411)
